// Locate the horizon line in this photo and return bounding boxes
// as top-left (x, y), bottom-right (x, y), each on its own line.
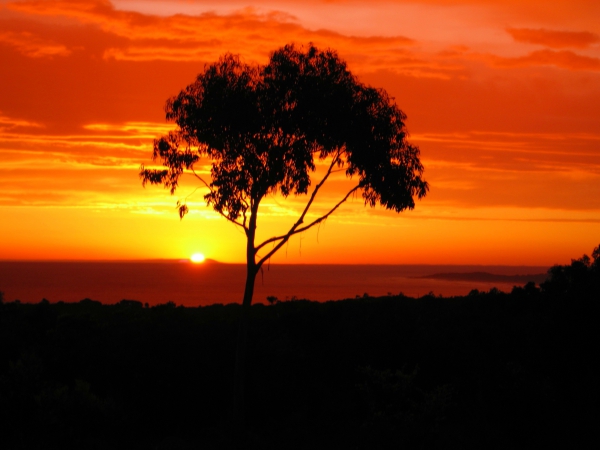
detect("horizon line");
top-left (0, 258), bottom-right (552, 268)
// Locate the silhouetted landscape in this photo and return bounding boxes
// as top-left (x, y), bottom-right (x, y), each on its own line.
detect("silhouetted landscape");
top-left (1, 246), bottom-right (599, 449)
top-left (3, 1), bottom-right (599, 448)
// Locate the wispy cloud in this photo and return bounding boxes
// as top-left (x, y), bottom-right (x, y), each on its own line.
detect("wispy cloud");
top-left (506, 27), bottom-right (600, 49)
top-left (6, 0), bottom-right (447, 78)
top-left (491, 49), bottom-right (600, 71)
top-left (0, 30), bottom-right (71, 57)
top-left (0, 113), bottom-right (44, 130)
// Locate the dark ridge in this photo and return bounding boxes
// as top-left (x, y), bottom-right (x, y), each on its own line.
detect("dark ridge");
top-left (2, 288), bottom-right (599, 449)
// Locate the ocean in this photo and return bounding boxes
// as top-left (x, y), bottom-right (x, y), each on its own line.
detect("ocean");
top-left (0, 261), bottom-right (550, 306)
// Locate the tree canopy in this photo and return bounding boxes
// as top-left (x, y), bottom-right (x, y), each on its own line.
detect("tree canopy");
top-left (141, 43), bottom-right (427, 274)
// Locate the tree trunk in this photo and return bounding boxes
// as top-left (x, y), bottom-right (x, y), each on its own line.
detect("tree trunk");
top-left (231, 212), bottom-right (259, 438)
top-left (232, 263), bottom-right (257, 432)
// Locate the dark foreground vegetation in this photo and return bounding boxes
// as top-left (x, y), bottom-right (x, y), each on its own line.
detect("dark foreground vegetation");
top-left (1, 248), bottom-right (599, 449)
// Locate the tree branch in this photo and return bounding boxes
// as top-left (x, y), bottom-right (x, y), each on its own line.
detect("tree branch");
top-left (221, 211), bottom-right (248, 230)
top-left (191, 164), bottom-right (213, 192)
top-left (190, 164), bottom-right (248, 230)
top-left (255, 183), bottom-right (360, 268)
top-left (255, 151), bottom-right (341, 254)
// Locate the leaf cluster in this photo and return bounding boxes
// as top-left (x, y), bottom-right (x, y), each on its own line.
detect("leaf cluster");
top-left (140, 44), bottom-right (428, 224)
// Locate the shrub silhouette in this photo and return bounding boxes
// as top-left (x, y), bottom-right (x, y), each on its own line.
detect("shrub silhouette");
top-left (541, 244), bottom-right (600, 298)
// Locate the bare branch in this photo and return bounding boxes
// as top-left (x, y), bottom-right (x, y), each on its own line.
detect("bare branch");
top-left (191, 164), bottom-right (213, 193)
top-left (292, 185), bottom-right (359, 235)
top-left (220, 210), bottom-right (248, 230)
top-left (255, 151), bottom-right (342, 254)
top-left (242, 207), bottom-right (248, 229)
top-left (190, 164), bottom-right (247, 230)
top-left (256, 183), bottom-right (360, 268)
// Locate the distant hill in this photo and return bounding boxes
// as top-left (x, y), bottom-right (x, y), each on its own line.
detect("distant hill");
top-left (415, 271), bottom-right (548, 284)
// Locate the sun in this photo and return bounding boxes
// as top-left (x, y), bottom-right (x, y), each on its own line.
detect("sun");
top-left (190, 253), bottom-right (206, 263)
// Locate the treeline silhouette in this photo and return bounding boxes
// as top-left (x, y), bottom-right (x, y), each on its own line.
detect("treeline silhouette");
top-left (1, 246), bottom-right (599, 449)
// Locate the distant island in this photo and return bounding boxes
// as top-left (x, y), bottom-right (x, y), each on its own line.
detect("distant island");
top-left (415, 271), bottom-right (547, 284)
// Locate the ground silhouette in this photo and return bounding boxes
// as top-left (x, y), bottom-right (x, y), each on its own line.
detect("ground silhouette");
top-left (1, 246), bottom-right (599, 449)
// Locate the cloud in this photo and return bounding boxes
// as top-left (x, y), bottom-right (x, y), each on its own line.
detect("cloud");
top-left (427, 168), bottom-right (600, 210)
top-left (412, 128), bottom-right (600, 212)
top-left (6, 0), bottom-right (445, 78)
top-left (414, 131), bottom-right (600, 174)
top-left (0, 117), bottom-right (215, 210)
top-left (0, 30), bottom-right (71, 57)
top-left (3, 0), bottom-right (600, 217)
top-left (0, 120), bottom-right (170, 166)
top-left (506, 27), bottom-right (600, 49)
top-left (491, 49), bottom-right (600, 71)
top-left (0, 113), bottom-right (44, 130)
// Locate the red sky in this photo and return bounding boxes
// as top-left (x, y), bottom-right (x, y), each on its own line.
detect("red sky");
top-left (1, 0), bottom-right (599, 265)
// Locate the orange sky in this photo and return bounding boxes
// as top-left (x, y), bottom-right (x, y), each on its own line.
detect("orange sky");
top-left (1, 0), bottom-right (599, 265)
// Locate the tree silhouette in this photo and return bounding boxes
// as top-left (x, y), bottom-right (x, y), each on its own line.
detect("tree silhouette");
top-left (140, 43), bottom-right (428, 430)
top-left (541, 244), bottom-right (600, 297)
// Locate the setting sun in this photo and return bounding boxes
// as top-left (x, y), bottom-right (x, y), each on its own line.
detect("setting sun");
top-left (190, 253), bottom-right (206, 263)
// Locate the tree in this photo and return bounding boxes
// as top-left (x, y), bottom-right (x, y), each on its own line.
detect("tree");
top-left (140, 43), bottom-right (428, 429)
top-left (541, 244), bottom-right (600, 297)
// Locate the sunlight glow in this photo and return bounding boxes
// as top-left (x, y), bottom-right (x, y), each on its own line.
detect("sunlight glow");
top-left (190, 253), bottom-right (206, 263)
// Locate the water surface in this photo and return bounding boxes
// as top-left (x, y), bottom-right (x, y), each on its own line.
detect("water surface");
top-left (0, 261), bottom-right (549, 306)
